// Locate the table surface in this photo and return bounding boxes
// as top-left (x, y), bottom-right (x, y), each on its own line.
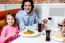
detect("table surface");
top-left (11, 33), bottom-right (64, 43)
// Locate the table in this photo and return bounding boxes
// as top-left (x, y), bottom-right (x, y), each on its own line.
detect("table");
top-left (11, 33), bottom-right (64, 43)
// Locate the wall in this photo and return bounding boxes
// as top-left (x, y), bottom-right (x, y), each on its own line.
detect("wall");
top-left (0, 4), bottom-right (65, 22)
top-left (42, 3), bottom-right (65, 19)
top-left (0, 4), bottom-right (5, 11)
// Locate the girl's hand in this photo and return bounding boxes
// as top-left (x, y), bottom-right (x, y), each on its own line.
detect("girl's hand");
top-left (5, 32), bottom-right (16, 40)
top-left (17, 29), bottom-right (24, 33)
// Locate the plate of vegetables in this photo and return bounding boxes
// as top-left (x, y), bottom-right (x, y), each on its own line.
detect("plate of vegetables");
top-left (19, 29), bottom-right (40, 37)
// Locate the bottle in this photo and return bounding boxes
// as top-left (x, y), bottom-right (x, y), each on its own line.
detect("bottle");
top-left (46, 29), bottom-right (50, 41)
top-left (38, 23), bottom-right (42, 32)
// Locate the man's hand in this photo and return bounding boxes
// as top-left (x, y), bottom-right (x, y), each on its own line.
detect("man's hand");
top-left (43, 19), bottom-right (48, 24)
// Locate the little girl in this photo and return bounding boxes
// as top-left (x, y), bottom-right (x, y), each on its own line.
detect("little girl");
top-left (0, 13), bottom-right (19, 43)
top-left (58, 19), bottom-right (65, 32)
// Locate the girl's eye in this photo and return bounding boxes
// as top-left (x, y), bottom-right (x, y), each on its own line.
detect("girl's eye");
top-left (7, 18), bottom-right (10, 20)
top-left (11, 18), bottom-right (14, 20)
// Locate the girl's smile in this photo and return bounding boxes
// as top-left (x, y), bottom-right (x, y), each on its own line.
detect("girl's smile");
top-left (6, 15), bottom-right (15, 26)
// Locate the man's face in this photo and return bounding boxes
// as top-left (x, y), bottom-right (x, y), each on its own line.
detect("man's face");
top-left (24, 1), bottom-right (32, 13)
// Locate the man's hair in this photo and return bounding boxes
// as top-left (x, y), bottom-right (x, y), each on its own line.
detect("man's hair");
top-left (21, 0), bottom-right (34, 12)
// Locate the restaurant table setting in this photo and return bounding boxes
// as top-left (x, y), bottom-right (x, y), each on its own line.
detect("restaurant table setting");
top-left (11, 27), bottom-right (65, 43)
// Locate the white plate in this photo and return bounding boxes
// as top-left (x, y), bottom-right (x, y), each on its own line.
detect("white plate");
top-left (52, 36), bottom-right (64, 42)
top-left (19, 30), bottom-right (40, 37)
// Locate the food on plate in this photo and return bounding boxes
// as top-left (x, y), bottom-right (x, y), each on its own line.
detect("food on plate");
top-left (24, 30), bottom-right (34, 34)
top-left (54, 32), bottom-right (64, 39)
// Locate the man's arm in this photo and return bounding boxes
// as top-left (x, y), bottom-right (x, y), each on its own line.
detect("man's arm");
top-left (34, 13), bottom-right (43, 24)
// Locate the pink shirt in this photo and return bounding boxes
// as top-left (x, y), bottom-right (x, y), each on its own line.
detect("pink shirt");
top-left (0, 25), bottom-right (18, 43)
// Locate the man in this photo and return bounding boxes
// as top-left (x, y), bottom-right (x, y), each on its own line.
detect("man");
top-left (16, 0), bottom-right (44, 31)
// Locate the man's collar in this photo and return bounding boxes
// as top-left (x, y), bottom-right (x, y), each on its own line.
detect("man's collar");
top-left (24, 10), bottom-right (33, 16)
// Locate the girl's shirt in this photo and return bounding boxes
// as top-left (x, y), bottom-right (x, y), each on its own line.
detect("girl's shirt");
top-left (0, 25), bottom-right (18, 43)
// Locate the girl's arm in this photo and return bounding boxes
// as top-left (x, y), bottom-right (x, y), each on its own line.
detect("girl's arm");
top-left (1, 27), bottom-right (16, 41)
top-left (1, 27), bottom-right (7, 42)
top-left (5, 27), bottom-right (19, 40)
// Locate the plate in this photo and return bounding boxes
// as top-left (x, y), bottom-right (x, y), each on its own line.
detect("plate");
top-left (52, 32), bottom-right (65, 42)
top-left (52, 36), bottom-right (64, 42)
top-left (19, 30), bottom-right (40, 37)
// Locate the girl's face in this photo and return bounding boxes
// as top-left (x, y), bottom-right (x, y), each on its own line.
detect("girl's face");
top-left (6, 15), bottom-right (15, 26)
top-left (24, 1), bottom-right (32, 13)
